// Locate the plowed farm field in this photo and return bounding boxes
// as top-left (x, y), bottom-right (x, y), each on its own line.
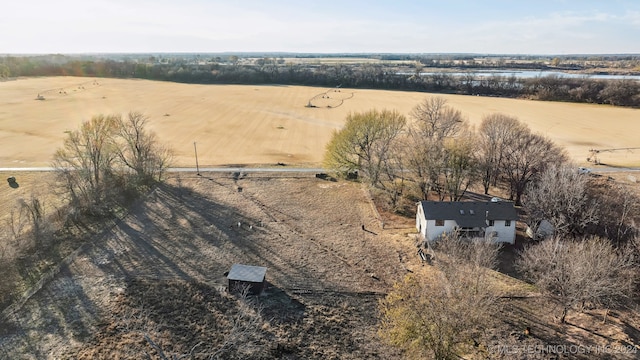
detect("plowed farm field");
top-left (1, 76), bottom-right (639, 168)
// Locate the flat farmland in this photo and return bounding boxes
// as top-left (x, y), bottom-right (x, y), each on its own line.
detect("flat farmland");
top-left (1, 76), bottom-right (639, 168)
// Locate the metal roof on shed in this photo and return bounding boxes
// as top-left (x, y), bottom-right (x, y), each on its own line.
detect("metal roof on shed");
top-left (227, 264), bottom-right (267, 283)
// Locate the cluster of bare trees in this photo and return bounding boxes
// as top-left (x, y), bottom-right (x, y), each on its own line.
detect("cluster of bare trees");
top-left (517, 236), bottom-right (636, 324)
top-left (518, 166), bottom-right (639, 323)
top-left (477, 114), bottom-right (567, 205)
top-left (524, 164), bottom-right (598, 238)
top-left (403, 97), bottom-right (475, 202)
top-left (0, 192), bottom-right (53, 262)
top-left (1, 112), bottom-right (171, 272)
top-left (522, 163), bottom-right (640, 243)
top-left (357, 98), bottom-right (640, 356)
top-left (324, 97), bottom-right (640, 242)
top-left (53, 112), bottom-right (172, 215)
top-left (379, 235), bottom-right (501, 359)
top-left (324, 97), bottom-right (566, 209)
top-left (6, 55), bottom-right (640, 107)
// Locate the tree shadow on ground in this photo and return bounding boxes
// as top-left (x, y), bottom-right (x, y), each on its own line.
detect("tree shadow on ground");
top-left (0, 176), bottom-right (398, 358)
top-left (90, 180), bottom-right (330, 292)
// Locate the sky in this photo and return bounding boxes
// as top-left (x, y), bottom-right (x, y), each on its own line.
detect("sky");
top-left (1, 0), bottom-right (639, 55)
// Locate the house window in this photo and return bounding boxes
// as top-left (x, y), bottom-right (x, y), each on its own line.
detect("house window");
top-left (435, 219), bottom-right (445, 226)
top-left (505, 220), bottom-right (512, 227)
top-left (488, 220), bottom-right (495, 226)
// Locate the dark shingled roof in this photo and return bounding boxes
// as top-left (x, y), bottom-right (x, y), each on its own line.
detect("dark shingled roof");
top-left (227, 264), bottom-right (267, 283)
top-left (418, 201), bottom-right (518, 228)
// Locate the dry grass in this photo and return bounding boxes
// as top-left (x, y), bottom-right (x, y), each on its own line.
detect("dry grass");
top-left (1, 77), bottom-right (639, 168)
top-left (0, 174), bottom-right (637, 358)
top-left (0, 174), bottom-right (412, 358)
top-left (0, 171), bottom-right (59, 226)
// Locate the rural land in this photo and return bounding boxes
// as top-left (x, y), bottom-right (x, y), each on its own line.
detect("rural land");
top-left (1, 54), bottom-right (640, 359)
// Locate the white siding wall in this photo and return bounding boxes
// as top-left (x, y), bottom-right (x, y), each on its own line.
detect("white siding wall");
top-left (416, 206), bottom-right (427, 238)
top-left (485, 220), bottom-right (516, 244)
top-left (425, 220), bottom-right (458, 241)
top-left (416, 204), bottom-right (516, 243)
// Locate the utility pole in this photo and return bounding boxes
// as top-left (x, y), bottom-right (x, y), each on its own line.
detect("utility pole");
top-left (194, 141), bottom-right (200, 175)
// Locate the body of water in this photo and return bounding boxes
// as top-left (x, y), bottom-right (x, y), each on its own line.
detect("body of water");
top-left (413, 70), bottom-right (640, 80)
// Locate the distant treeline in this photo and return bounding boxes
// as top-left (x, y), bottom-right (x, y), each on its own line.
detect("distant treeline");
top-left (1, 56), bottom-right (639, 107)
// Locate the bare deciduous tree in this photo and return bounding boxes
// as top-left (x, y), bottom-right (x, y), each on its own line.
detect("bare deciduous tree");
top-left (116, 112), bottom-right (173, 184)
top-left (440, 131), bottom-right (478, 201)
top-left (524, 164), bottom-right (599, 238)
top-left (0, 192), bottom-right (53, 262)
top-left (53, 114), bottom-right (119, 212)
top-left (588, 181), bottom-right (640, 244)
top-left (501, 128), bottom-right (567, 205)
top-left (1, 205), bottom-right (29, 261)
top-left (380, 235), bottom-right (500, 359)
top-left (18, 194), bottom-right (51, 246)
top-left (403, 134), bottom-right (443, 200)
top-left (410, 96), bottom-right (465, 140)
top-left (378, 137), bottom-right (407, 209)
top-left (53, 112), bottom-right (172, 215)
top-left (517, 236), bottom-right (636, 323)
top-left (404, 98), bottom-right (473, 200)
top-left (477, 113), bottom-right (526, 194)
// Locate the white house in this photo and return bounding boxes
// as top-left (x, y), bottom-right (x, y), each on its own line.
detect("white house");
top-left (416, 201), bottom-right (519, 244)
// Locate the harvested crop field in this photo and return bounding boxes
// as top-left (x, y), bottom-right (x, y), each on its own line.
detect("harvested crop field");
top-left (1, 76), bottom-right (639, 168)
top-left (0, 171), bottom-right (59, 224)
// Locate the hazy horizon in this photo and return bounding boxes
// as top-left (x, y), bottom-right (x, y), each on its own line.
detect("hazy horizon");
top-left (2, 0), bottom-right (639, 55)
top-left (4, 51), bottom-right (640, 57)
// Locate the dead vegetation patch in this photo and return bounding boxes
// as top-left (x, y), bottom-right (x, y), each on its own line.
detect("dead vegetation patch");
top-left (1, 173), bottom-right (638, 358)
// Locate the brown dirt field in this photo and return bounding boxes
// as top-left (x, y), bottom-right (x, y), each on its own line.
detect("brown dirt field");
top-left (1, 77), bottom-right (639, 168)
top-left (0, 174), bottom-right (638, 359)
top-left (0, 174), bottom-right (414, 358)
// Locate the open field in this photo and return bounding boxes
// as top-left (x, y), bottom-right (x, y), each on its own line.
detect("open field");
top-left (1, 174), bottom-right (638, 359)
top-left (1, 76), bottom-right (639, 168)
top-left (0, 174), bottom-right (412, 358)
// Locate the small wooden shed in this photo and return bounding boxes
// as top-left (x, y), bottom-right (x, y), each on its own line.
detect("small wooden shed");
top-left (227, 264), bottom-right (267, 295)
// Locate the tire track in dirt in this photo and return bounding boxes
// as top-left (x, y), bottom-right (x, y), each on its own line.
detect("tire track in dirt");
top-left (172, 175), bottom-right (333, 292)
top-left (191, 173), bottom-right (380, 292)
top-left (306, 89), bottom-right (355, 109)
top-left (227, 176), bottom-right (392, 292)
top-left (233, 184), bottom-right (361, 291)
